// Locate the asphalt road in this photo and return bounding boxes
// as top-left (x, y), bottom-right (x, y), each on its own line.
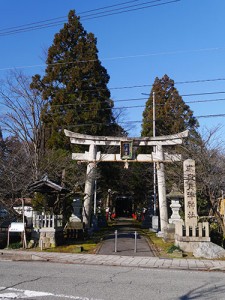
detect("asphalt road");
top-left (1, 261), bottom-right (225, 300)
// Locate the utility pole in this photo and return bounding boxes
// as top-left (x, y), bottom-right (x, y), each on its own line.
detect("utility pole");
top-left (153, 91), bottom-right (157, 216)
top-left (94, 179), bottom-right (97, 215)
top-left (153, 91), bottom-right (156, 139)
top-left (142, 91), bottom-right (157, 216)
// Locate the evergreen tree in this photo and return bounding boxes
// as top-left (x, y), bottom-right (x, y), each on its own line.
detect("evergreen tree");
top-left (141, 75), bottom-right (200, 212)
top-left (31, 10), bottom-right (121, 150)
top-left (29, 10), bottom-right (126, 225)
top-left (141, 74), bottom-right (199, 137)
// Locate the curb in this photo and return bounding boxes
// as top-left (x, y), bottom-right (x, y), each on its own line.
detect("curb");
top-left (1, 250), bottom-right (225, 272)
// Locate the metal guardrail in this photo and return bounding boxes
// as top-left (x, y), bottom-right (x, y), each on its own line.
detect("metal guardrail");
top-left (114, 230), bottom-right (138, 253)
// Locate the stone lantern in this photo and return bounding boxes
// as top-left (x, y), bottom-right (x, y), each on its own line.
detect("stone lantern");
top-left (162, 184), bottom-right (184, 241)
top-left (167, 183), bottom-right (183, 224)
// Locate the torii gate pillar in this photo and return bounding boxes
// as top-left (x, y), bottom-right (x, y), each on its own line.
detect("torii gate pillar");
top-left (157, 144), bottom-right (168, 231)
top-left (83, 144), bottom-right (97, 227)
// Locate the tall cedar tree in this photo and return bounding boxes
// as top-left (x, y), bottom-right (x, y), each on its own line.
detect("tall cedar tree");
top-left (141, 75), bottom-right (200, 209)
top-left (31, 10), bottom-right (120, 150)
top-left (141, 75), bottom-right (199, 137)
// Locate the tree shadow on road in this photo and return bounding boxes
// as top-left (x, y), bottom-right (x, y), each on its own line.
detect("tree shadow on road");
top-left (179, 282), bottom-right (225, 299)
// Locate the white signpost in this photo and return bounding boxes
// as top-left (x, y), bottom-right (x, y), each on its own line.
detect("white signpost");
top-left (7, 222), bottom-right (27, 248)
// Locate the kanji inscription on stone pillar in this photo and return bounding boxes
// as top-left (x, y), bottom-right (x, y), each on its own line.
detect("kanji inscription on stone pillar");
top-left (183, 159), bottom-right (198, 226)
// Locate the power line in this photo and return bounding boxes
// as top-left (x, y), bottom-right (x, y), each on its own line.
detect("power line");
top-left (0, 0), bottom-right (180, 37)
top-left (78, 0), bottom-right (142, 15)
top-left (81, 0), bottom-right (170, 20)
top-left (115, 97), bottom-right (225, 108)
top-left (2, 111), bottom-right (225, 136)
top-left (4, 97), bottom-right (222, 116)
top-left (110, 92), bottom-right (223, 104)
top-left (110, 78), bottom-right (225, 90)
top-left (1, 46), bottom-right (225, 72)
top-left (181, 91), bottom-right (225, 97)
top-left (186, 98), bottom-right (225, 104)
top-left (197, 114), bottom-right (225, 119)
top-left (46, 97), bottom-right (225, 110)
top-left (0, 0), bottom-right (143, 34)
top-left (81, 0), bottom-right (181, 21)
top-left (2, 112), bottom-right (225, 132)
top-left (116, 113), bottom-right (225, 123)
top-left (112, 92), bottom-right (225, 103)
top-left (2, 93), bottom-right (225, 113)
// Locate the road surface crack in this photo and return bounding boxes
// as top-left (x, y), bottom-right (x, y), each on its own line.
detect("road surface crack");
top-left (0, 276), bottom-right (44, 293)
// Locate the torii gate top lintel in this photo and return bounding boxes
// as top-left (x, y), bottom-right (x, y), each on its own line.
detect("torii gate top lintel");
top-left (64, 129), bottom-right (189, 146)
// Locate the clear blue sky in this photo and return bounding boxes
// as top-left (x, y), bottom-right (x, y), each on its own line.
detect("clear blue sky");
top-left (1, 0), bottom-right (225, 138)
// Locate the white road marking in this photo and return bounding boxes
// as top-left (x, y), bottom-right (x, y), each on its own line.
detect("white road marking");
top-left (0, 287), bottom-right (103, 300)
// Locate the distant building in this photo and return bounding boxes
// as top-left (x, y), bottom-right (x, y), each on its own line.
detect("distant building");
top-left (13, 198), bottom-right (33, 226)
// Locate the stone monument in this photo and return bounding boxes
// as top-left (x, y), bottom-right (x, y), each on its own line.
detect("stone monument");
top-left (175, 159), bottom-right (210, 253)
top-left (184, 159), bottom-right (198, 227)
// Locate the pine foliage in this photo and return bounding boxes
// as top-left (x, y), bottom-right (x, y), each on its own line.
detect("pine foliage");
top-left (31, 10), bottom-right (120, 150)
top-left (142, 74), bottom-right (199, 137)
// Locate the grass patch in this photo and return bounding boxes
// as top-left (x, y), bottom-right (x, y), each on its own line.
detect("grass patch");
top-left (142, 230), bottom-right (174, 257)
top-left (7, 241), bottom-right (23, 249)
top-left (29, 226), bottom-right (111, 254)
top-left (29, 240), bottom-right (99, 254)
top-left (139, 229), bottom-right (193, 258)
top-left (167, 244), bottom-right (181, 254)
top-left (44, 243), bottom-right (97, 253)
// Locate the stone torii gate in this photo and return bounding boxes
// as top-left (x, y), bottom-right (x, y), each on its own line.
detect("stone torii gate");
top-left (64, 129), bottom-right (189, 231)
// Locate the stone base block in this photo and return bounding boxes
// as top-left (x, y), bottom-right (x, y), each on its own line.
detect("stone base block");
top-left (156, 231), bottom-right (165, 238)
top-left (175, 235), bottom-right (211, 253)
top-left (163, 224), bottom-right (175, 242)
top-left (175, 235), bottom-right (210, 242)
top-left (152, 216), bottom-right (159, 231)
top-left (39, 228), bottom-right (64, 248)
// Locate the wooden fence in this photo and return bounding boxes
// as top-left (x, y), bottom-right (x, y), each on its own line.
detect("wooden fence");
top-left (33, 214), bottom-right (63, 229)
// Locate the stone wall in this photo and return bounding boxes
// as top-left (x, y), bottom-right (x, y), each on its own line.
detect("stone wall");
top-left (39, 228), bottom-right (64, 248)
top-left (175, 221), bottom-right (210, 252)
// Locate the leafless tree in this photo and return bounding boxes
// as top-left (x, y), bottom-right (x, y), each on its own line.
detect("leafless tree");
top-left (0, 136), bottom-right (31, 209)
top-left (184, 126), bottom-right (225, 237)
top-left (0, 70), bottom-right (45, 180)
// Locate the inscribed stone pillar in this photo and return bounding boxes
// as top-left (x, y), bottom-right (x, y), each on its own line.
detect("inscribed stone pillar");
top-left (156, 144), bottom-right (168, 231)
top-left (183, 159), bottom-right (198, 227)
top-left (83, 144), bottom-right (97, 228)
